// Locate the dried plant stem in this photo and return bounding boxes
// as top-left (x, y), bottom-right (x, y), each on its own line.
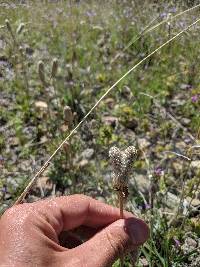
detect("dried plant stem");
top-left (118, 190), bottom-right (125, 267)
top-left (118, 191), bottom-right (137, 267)
top-left (14, 17), bottom-right (200, 205)
top-left (118, 191), bottom-right (124, 219)
top-left (5, 20), bottom-right (29, 95)
top-left (15, 162), bottom-right (50, 204)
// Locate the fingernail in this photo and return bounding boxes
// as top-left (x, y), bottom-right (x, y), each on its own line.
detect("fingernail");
top-left (125, 218), bottom-right (149, 245)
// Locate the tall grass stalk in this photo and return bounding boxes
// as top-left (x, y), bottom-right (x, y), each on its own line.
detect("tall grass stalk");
top-left (5, 19), bottom-right (29, 96)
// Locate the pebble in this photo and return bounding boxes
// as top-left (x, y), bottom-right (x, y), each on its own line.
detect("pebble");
top-left (81, 148), bottom-right (94, 160)
top-left (137, 138), bottom-right (151, 149)
top-left (102, 116), bottom-right (118, 127)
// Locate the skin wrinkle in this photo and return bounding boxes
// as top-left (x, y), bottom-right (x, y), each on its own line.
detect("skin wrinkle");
top-left (66, 220), bottom-right (131, 267)
top-left (34, 215), bottom-right (59, 244)
top-left (29, 198), bottom-right (64, 235)
top-left (40, 204), bottom-right (63, 235)
top-left (83, 197), bottom-right (132, 228)
top-left (104, 221), bottom-right (132, 264)
top-left (106, 230), bottom-right (121, 264)
top-left (83, 196), bottom-right (93, 226)
top-left (60, 195), bottom-right (87, 230)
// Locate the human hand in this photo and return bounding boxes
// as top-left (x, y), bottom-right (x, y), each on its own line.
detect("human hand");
top-left (0, 194), bottom-right (149, 267)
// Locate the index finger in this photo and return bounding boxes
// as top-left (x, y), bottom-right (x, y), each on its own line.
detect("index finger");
top-left (28, 194), bottom-right (134, 234)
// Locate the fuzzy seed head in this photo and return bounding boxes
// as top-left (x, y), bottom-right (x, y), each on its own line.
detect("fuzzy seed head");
top-left (51, 58), bottom-right (58, 78)
top-left (109, 146), bottom-right (137, 188)
top-left (109, 146), bottom-right (122, 173)
top-left (38, 60), bottom-right (46, 85)
top-left (63, 106), bottom-right (73, 127)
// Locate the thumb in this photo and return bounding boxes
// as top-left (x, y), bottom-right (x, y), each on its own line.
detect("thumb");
top-left (63, 217), bottom-right (149, 267)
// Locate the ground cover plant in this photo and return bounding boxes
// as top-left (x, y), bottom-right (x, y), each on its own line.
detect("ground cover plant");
top-left (0, 0), bottom-right (200, 266)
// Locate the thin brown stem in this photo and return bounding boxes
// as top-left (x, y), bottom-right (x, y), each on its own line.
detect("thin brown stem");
top-left (118, 190), bottom-right (124, 267)
top-left (119, 191), bottom-right (124, 219)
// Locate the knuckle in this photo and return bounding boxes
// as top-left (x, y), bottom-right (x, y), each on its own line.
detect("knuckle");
top-left (2, 205), bottom-right (21, 219)
top-left (72, 194), bottom-right (93, 201)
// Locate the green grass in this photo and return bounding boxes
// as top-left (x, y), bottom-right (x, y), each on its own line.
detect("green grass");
top-left (0, 1), bottom-right (200, 266)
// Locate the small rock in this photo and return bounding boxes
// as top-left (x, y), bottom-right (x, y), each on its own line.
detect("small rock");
top-left (35, 101), bottom-right (48, 109)
top-left (185, 237), bottom-right (197, 248)
top-left (137, 138), bottom-right (150, 149)
top-left (78, 159), bottom-right (89, 168)
top-left (172, 162), bottom-right (182, 172)
top-left (171, 96), bottom-right (186, 106)
top-left (181, 118), bottom-right (190, 125)
top-left (139, 257), bottom-right (149, 266)
top-left (7, 177), bottom-right (19, 190)
top-left (19, 160), bottom-right (33, 172)
top-left (123, 118), bottom-right (138, 130)
top-left (180, 83), bottom-right (191, 90)
top-left (10, 137), bottom-right (19, 147)
top-left (122, 85), bottom-right (132, 99)
top-left (4, 193), bottom-right (12, 200)
top-left (0, 39), bottom-right (6, 49)
top-left (27, 195), bottom-right (41, 203)
top-left (89, 119), bottom-right (98, 128)
top-left (102, 116), bottom-right (118, 127)
top-left (104, 98), bottom-right (115, 109)
top-left (39, 136), bottom-right (48, 144)
top-left (133, 174), bottom-right (150, 193)
top-left (81, 148), bottom-right (94, 160)
top-left (191, 160), bottom-right (200, 169)
top-left (186, 197), bottom-right (200, 207)
top-left (60, 124), bottom-right (69, 132)
top-left (166, 192), bottom-right (180, 208)
top-left (25, 45), bottom-right (34, 55)
top-left (176, 141), bottom-right (186, 150)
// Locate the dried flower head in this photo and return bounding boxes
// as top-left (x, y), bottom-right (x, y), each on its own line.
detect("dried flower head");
top-left (63, 106), bottom-right (74, 127)
top-left (109, 146), bottom-right (137, 189)
top-left (38, 60), bottom-right (46, 85)
top-left (5, 19), bottom-right (12, 33)
top-left (51, 58), bottom-right (58, 79)
top-left (109, 146), bottom-right (137, 267)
